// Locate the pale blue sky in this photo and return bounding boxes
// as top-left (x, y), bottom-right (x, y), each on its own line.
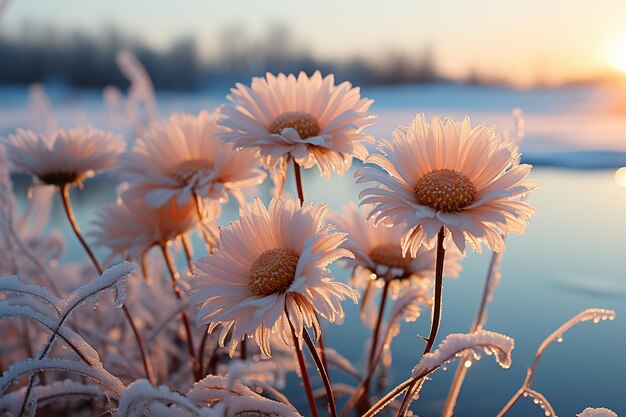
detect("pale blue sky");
top-left (4, 0), bottom-right (626, 85)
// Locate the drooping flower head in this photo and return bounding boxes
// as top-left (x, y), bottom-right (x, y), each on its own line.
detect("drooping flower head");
top-left (119, 110), bottom-right (266, 208)
top-left (91, 190), bottom-right (209, 260)
top-left (357, 114), bottom-right (536, 256)
top-left (330, 202), bottom-right (463, 295)
top-left (330, 203), bottom-right (463, 325)
top-left (3, 127), bottom-right (125, 187)
top-left (219, 71), bottom-right (375, 179)
top-left (192, 197), bottom-right (358, 357)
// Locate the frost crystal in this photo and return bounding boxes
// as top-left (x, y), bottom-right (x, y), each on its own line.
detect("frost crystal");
top-left (524, 388), bottom-right (557, 417)
top-left (0, 358), bottom-right (124, 397)
top-left (578, 408), bottom-right (618, 417)
top-left (115, 379), bottom-right (212, 417)
top-left (412, 330), bottom-right (514, 378)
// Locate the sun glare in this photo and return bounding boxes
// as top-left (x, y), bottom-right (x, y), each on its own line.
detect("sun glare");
top-left (615, 167), bottom-right (626, 186)
top-left (611, 36), bottom-right (626, 74)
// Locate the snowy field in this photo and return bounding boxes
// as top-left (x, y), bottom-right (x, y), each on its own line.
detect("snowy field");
top-left (3, 83), bottom-right (626, 416)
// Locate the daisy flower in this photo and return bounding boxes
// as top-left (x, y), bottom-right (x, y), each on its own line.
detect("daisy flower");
top-left (91, 191), bottom-right (210, 259)
top-left (119, 110), bottom-right (266, 208)
top-left (357, 114), bottom-right (536, 256)
top-left (330, 202), bottom-right (463, 296)
top-left (192, 197), bottom-right (358, 357)
top-left (219, 71), bottom-right (375, 178)
top-left (3, 127), bottom-right (125, 187)
top-left (330, 203), bottom-right (463, 327)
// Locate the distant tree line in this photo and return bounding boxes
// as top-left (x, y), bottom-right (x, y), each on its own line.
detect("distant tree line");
top-left (0, 25), bottom-right (457, 91)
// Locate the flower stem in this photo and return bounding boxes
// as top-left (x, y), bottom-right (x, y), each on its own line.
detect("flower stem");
top-left (292, 158), bottom-right (332, 376)
top-left (58, 185), bottom-right (155, 385)
top-left (197, 324), bottom-right (211, 379)
top-left (302, 329), bottom-right (338, 417)
top-left (293, 159), bottom-right (305, 204)
top-left (396, 227), bottom-right (446, 416)
top-left (159, 242), bottom-right (199, 380)
top-left (60, 185), bottom-right (102, 273)
top-left (240, 338), bottom-right (247, 360)
top-left (192, 192), bottom-right (214, 254)
top-left (357, 279), bottom-right (391, 410)
top-left (441, 249), bottom-right (505, 417)
top-left (286, 309), bottom-right (320, 417)
top-left (368, 279), bottom-right (390, 368)
top-left (180, 234), bottom-right (195, 275)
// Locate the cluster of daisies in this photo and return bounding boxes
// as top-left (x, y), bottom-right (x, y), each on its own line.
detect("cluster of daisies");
top-left (1, 71), bottom-right (611, 417)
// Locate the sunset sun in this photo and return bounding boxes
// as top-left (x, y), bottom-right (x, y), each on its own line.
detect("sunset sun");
top-left (611, 36), bottom-right (626, 73)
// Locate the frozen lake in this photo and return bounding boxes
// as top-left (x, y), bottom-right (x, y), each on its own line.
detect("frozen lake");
top-left (4, 83), bottom-right (626, 416)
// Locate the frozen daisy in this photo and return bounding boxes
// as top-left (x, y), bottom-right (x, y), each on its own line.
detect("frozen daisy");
top-left (357, 114), bottom-right (536, 256)
top-left (91, 191), bottom-right (209, 259)
top-left (119, 110), bottom-right (266, 208)
top-left (192, 197), bottom-right (358, 357)
top-left (3, 127), bottom-right (125, 187)
top-left (219, 71), bottom-right (375, 178)
top-left (330, 203), bottom-right (463, 296)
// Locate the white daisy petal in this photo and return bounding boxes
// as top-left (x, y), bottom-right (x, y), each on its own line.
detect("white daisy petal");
top-left (357, 114), bottom-right (536, 254)
top-left (191, 197), bottom-right (358, 357)
top-left (219, 72), bottom-right (374, 179)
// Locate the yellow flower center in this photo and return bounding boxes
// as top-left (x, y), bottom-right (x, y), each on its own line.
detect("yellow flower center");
top-left (248, 248), bottom-right (300, 297)
top-left (414, 168), bottom-right (477, 212)
top-left (369, 244), bottom-right (411, 270)
top-left (171, 159), bottom-right (214, 184)
top-left (39, 171), bottom-right (84, 186)
top-left (269, 112), bottom-right (320, 139)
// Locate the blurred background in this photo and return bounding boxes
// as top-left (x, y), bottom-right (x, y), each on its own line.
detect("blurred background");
top-left (3, 0), bottom-right (626, 89)
top-left (2, 1), bottom-right (626, 416)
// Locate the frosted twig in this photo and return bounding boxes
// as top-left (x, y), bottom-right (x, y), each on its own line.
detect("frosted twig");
top-left (186, 374), bottom-right (257, 404)
top-left (0, 358), bottom-right (124, 397)
top-left (339, 286), bottom-right (428, 417)
top-left (16, 262), bottom-right (133, 416)
top-left (496, 308), bottom-right (616, 417)
top-left (442, 108), bottom-right (527, 417)
top-left (115, 50), bottom-right (159, 132)
top-left (363, 331), bottom-right (514, 417)
top-left (0, 276), bottom-right (62, 314)
top-left (396, 227), bottom-right (445, 416)
top-left (114, 379), bottom-right (204, 417)
top-left (0, 303), bottom-right (101, 366)
top-left (577, 408), bottom-right (618, 417)
top-left (524, 388), bottom-right (557, 417)
top-left (159, 242), bottom-right (199, 380)
top-left (0, 379), bottom-right (107, 416)
top-left (27, 84), bottom-right (57, 135)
